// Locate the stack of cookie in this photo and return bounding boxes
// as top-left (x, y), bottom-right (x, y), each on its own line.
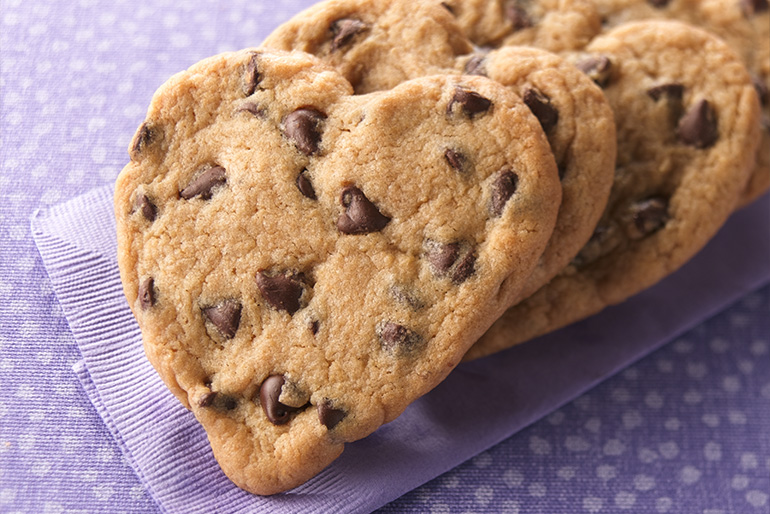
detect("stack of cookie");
top-left (114, 0), bottom-right (768, 495)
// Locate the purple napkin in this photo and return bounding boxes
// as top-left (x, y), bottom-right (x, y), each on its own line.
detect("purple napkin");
top-left (31, 186), bottom-right (769, 514)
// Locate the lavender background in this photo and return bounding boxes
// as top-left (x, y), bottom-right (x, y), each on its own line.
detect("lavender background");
top-left (1, 1), bottom-right (769, 512)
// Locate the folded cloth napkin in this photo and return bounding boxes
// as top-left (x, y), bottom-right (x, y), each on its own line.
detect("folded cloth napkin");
top-left (31, 185), bottom-right (770, 514)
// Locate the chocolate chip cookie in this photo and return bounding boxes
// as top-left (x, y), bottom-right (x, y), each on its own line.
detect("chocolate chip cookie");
top-left (466, 21), bottom-right (761, 360)
top-left (116, 49), bottom-right (561, 493)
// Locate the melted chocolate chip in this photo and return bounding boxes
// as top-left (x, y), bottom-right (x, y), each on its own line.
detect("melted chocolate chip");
top-left (677, 99), bottom-right (718, 149)
top-left (490, 170), bottom-right (519, 217)
top-left (390, 285), bottom-right (424, 310)
top-left (330, 18), bottom-right (368, 52)
top-left (296, 169), bottom-right (317, 200)
top-left (506, 4), bottom-right (533, 31)
top-left (135, 194), bottom-right (157, 222)
top-left (450, 251), bottom-right (476, 284)
top-left (444, 148), bottom-right (468, 173)
top-left (198, 391), bottom-right (217, 408)
top-left (447, 87), bottom-right (492, 118)
top-left (138, 277), bottom-right (155, 310)
top-left (752, 75), bottom-right (769, 106)
top-left (202, 299), bottom-right (242, 339)
top-left (575, 55), bottom-right (612, 87)
top-left (647, 83), bottom-right (684, 102)
top-left (260, 375), bottom-right (301, 425)
top-left (129, 122), bottom-right (154, 160)
top-left (237, 102), bottom-right (266, 117)
top-left (318, 400), bottom-right (346, 430)
top-left (243, 53), bottom-right (261, 96)
top-left (441, 1), bottom-right (456, 14)
top-left (741, 0), bottom-right (769, 15)
top-left (647, 0), bottom-right (672, 7)
top-left (309, 319), bottom-right (320, 335)
top-left (523, 88), bottom-right (559, 132)
top-left (377, 321), bottom-right (423, 354)
top-left (337, 186), bottom-right (390, 234)
top-left (464, 54), bottom-right (487, 76)
top-left (180, 166), bottom-right (227, 200)
top-left (284, 108), bottom-right (326, 155)
top-left (426, 241), bottom-right (460, 275)
top-left (629, 197), bottom-right (669, 238)
top-left (256, 271), bottom-right (305, 314)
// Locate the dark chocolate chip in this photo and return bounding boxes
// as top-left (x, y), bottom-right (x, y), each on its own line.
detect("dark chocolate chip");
top-left (390, 285), bottom-right (425, 310)
top-left (647, 0), bottom-right (672, 7)
top-left (220, 395), bottom-right (238, 410)
top-left (377, 321), bottom-right (423, 354)
top-left (444, 148), bottom-right (469, 174)
top-left (464, 54), bottom-right (487, 76)
top-left (629, 197), bottom-right (669, 238)
top-left (506, 4), bottom-right (533, 31)
top-left (256, 271), bottom-right (305, 314)
top-left (309, 319), bottom-right (320, 335)
top-left (202, 299), bottom-right (242, 339)
top-left (450, 251), bottom-right (476, 284)
top-left (243, 53), bottom-right (261, 96)
top-left (752, 75), bottom-right (769, 106)
top-left (647, 83), bottom-right (684, 102)
top-left (260, 375), bottom-right (300, 425)
top-left (330, 18), bottom-right (368, 52)
top-left (135, 194), bottom-right (157, 222)
top-left (198, 391), bottom-right (217, 408)
top-left (283, 108), bottom-right (326, 156)
top-left (180, 166), bottom-right (227, 200)
top-left (575, 55), bottom-right (612, 87)
top-left (523, 88), bottom-right (559, 132)
top-left (296, 169), bottom-right (317, 200)
top-left (441, 1), bottom-right (456, 15)
top-left (337, 186), bottom-right (391, 234)
top-left (318, 400), bottom-right (346, 430)
top-left (677, 99), bottom-right (718, 149)
top-left (236, 102), bottom-right (266, 117)
top-left (741, 0), bottom-right (769, 15)
top-left (129, 122), bottom-right (154, 160)
top-left (138, 277), bottom-right (155, 310)
top-left (447, 87), bottom-right (492, 118)
top-left (426, 241), bottom-right (460, 275)
top-left (490, 170), bottom-right (519, 217)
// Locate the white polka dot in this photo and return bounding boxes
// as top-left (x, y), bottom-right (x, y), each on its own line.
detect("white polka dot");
top-left (91, 484), bottom-right (114, 502)
top-left (728, 411), bottom-right (747, 425)
top-left (430, 502), bottom-right (449, 514)
top-left (603, 439), bottom-right (626, 456)
top-left (659, 441), bottom-right (679, 459)
top-left (683, 390), bottom-right (703, 404)
top-left (634, 474), bottom-right (656, 491)
top-left (623, 410), bottom-right (643, 430)
top-left (597, 465), bottom-right (617, 480)
top-left (737, 360), bottom-right (754, 375)
top-left (615, 491), bottom-right (637, 509)
top-left (622, 368), bottom-right (639, 380)
top-left (730, 313), bottom-right (751, 327)
top-left (583, 497), bottom-right (603, 513)
top-left (574, 395), bottom-right (592, 410)
top-left (746, 490), bottom-right (769, 508)
top-left (0, 489), bottom-right (17, 504)
top-left (740, 453), bottom-right (759, 470)
top-left (612, 387), bottom-right (631, 403)
top-left (710, 337), bottom-right (729, 353)
top-left (704, 441), bottom-right (722, 461)
top-left (638, 447), bottom-right (659, 463)
top-left (722, 375), bottom-right (741, 393)
top-left (585, 417), bottom-right (601, 433)
top-left (565, 436), bottom-right (591, 452)
top-left (761, 383), bottom-right (770, 400)
top-left (664, 417), bottom-right (681, 431)
top-left (30, 459), bottom-right (52, 476)
top-left (472, 452), bottom-right (492, 468)
top-left (657, 359), bottom-right (674, 373)
top-left (547, 410), bottom-right (565, 425)
top-left (702, 414), bottom-right (720, 427)
top-left (475, 485), bottom-right (494, 506)
top-left (529, 436), bottom-right (551, 455)
top-left (680, 465), bottom-right (702, 485)
top-left (528, 483), bottom-right (546, 497)
top-left (503, 469), bottom-right (524, 488)
top-left (673, 340), bottom-right (694, 353)
top-left (749, 341), bottom-right (768, 356)
top-left (501, 500), bottom-right (520, 514)
top-left (441, 475), bottom-right (460, 489)
top-left (686, 362), bottom-right (708, 379)
top-left (645, 392), bottom-right (664, 409)
top-left (731, 475), bottom-right (749, 490)
top-left (655, 497), bottom-right (673, 513)
top-left (557, 466), bottom-right (576, 480)
top-left (15, 384), bottom-right (35, 400)
top-left (703, 510), bottom-right (725, 514)
top-left (169, 32), bottom-right (191, 48)
top-left (43, 501), bottom-right (64, 514)
top-left (87, 117), bottom-right (107, 132)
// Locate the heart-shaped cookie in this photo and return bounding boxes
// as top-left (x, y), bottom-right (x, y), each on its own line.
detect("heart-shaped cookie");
top-left (115, 49), bottom-right (561, 494)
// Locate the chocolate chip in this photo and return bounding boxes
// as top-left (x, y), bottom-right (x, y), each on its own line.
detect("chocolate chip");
top-left (426, 241), bottom-right (460, 275)
top-left (447, 87), bottom-right (492, 118)
top-left (296, 169), bottom-right (317, 200)
top-left (330, 18), bottom-right (368, 52)
top-left (256, 271), bottom-right (305, 314)
top-left (202, 299), bottom-right (242, 339)
top-left (647, 83), bottom-right (684, 102)
top-left (243, 53), bottom-right (261, 96)
top-left (129, 122), bottom-right (154, 160)
top-left (260, 375), bottom-right (301, 425)
top-left (441, 1), bottom-right (456, 15)
top-left (337, 186), bottom-right (391, 234)
top-left (377, 321), bottom-right (423, 354)
top-left (628, 197), bottom-right (669, 238)
top-left (390, 285), bottom-right (424, 310)
top-left (677, 99), bottom-right (718, 149)
top-left (138, 277), bottom-right (155, 310)
top-left (135, 194), bottom-right (157, 222)
top-left (506, 4), bottom-right (533, 31)
top-left (198, 391), bottom-right (217, 408)
top-left (236, 102), bottom-right (266, 117)
top-left (647, 0), bottom-right (672, 7)
top-left (575, 55), bottom-right (612, 88)
top-left (444, 148), bottom-right (469, 174)
top-left (309, 319), bottom-right (320, 335)
top-left (490, 170), bottom-right (519, 217)
top-left (464, 54), bottom-right (487, 76)
top-left (752, 75), bottom-right (769, 106)
top-left (180, 166), bottom-right (227, 200)
top-left (741, 0), bottom-right (769, 15)
top-left (450, 251), bottom-right (476, 284)
top-left (283, 108), bottom-right (326, 156)
top-left (523, 88), bottom-right (559, 132)
top-left (318, 400), bottom-right (346, 430)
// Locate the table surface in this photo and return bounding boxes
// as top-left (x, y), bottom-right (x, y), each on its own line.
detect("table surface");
top-left (1, 1), bottom-right (768, 513)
